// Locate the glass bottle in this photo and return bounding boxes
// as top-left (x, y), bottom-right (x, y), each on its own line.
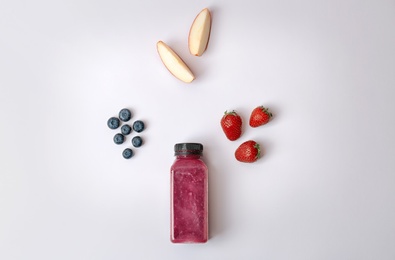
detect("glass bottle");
top-left (170, 143), bottom-right (208, 243)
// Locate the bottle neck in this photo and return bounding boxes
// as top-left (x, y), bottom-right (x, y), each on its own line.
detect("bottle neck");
top-left (175, 154), bottom-right (202, 159)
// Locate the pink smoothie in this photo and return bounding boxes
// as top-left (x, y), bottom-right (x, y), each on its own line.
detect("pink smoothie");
top-left (171, 155), bottom-right (208, 243)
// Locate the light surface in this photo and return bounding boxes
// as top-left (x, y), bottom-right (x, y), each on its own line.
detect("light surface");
top-left (1, 0), bottom-right (395, 259)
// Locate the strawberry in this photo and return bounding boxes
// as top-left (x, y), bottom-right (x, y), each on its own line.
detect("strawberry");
top-left (249, 106), bottom-right (272, 127)
top-left (235, 140), bottom-right (260, 163)
top-left (220, 110), bottom-right (242, 141)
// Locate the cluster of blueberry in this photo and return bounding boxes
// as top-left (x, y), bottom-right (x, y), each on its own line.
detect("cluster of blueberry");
top-left (107, 108), bottom-right (145, 159)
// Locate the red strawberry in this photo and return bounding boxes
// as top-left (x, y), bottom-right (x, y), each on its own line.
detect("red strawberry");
top-left (249, 106), bottom-right (272, 127)
top-left (235, 140), bottom-right (260, 163)
top-left (220, 110), bottom-right (242, 141)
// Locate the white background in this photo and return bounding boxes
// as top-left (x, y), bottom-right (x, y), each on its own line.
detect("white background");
top-left (1, 0), bottom-right (395, 259)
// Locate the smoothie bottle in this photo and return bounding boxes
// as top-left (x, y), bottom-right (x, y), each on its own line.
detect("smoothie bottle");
top-left (170, 143), bottom-right (208, 243)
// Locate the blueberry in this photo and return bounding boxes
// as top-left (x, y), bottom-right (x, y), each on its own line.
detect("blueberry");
top-left (107, 117), bottom-right (120, 129)
top-left (121, 124), bottom-right (132, 135)
top-left (113, 133), bottom-right (125, 145)
top-left (132, 136), bottom-right (143, 148)
top-left (119, 108), bottom-right (132, 122)
top-left (122, 148), bottom-right (134, 159)
top-left (133, 120), bottom-right (145, 133)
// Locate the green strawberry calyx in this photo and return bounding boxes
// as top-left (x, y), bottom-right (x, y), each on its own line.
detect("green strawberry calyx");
top-left (224, 110), bottom-right (238, 116)
top-left (254, 142), bottom-right (261, 159)
top-left (260, 106), bottom-right (273, 118)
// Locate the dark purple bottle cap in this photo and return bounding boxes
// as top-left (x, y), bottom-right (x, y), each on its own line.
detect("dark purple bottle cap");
top-left (174, 143), bottom-right (203, 156)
